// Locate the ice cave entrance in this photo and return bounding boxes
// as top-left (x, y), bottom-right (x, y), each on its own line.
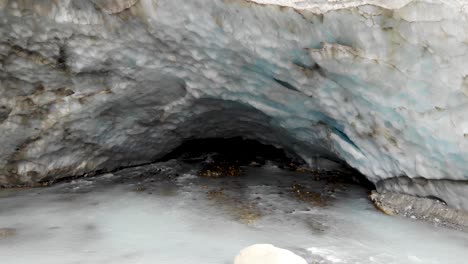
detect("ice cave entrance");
top-left (161, 136), bottom-right (374, 189)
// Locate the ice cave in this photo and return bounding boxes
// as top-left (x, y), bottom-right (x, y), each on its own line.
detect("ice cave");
top-left (1, 0), bottom-right (468, 263)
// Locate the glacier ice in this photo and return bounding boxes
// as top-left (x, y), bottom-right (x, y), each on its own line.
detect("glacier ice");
top-left (0, 0), bottom-right (468, 208)
top-left (2, 161), bottom-right (468, 264)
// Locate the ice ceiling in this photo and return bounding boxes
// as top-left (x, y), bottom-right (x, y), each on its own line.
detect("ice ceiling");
top-left (0, 0), bottom-right (467, 193)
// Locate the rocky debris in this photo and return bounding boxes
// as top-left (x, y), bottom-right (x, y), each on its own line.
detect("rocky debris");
top-left (195, 150), bottom-right (251, 178)
top-left (206, 187), bottom-right (261, 225)
top-left (198, 161), bottom-right (244, 178)
top-left (291, 183), bottom-right (328, 207)
top-left (376, 176), bottom-right (468, 211)
top-left (370, 191), bottom-right (468, 231)
top-left (0, 228), bottom-right (16, 238)
top-left (0, 106), bottom-right (11, 123)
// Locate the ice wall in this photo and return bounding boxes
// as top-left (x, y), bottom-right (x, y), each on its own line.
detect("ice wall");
top-left (0, 0), bottom-right (467, 196)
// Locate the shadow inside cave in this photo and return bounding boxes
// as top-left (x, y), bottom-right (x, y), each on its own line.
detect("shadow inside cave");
top-left (161, 136), bottom-right (375, 190)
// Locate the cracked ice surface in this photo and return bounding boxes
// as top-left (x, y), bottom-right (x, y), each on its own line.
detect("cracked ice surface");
top-left (0, 0), bottom-right (468, 197)
top-left (1, 162), bottom-right (468, 264)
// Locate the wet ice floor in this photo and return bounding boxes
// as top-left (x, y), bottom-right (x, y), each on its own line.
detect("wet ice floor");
top-left (1, 160), bottom-right (468, 264)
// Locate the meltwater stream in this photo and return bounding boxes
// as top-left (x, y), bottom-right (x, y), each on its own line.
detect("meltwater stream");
top-left (1, 160), bottom-right (467, 264)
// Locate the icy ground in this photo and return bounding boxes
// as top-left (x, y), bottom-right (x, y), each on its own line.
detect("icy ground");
top-left (1, 161), bottom-right (468, 264)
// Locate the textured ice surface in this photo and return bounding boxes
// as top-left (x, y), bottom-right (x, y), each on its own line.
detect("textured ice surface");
top-left (250, 0), bottom-right (417, 11)
top-left (0, 0), bottom-right (468, 203)
top-left (1, 162), bottom-right (468, 264)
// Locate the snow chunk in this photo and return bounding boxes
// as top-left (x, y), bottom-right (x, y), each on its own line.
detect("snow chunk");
top-left (234, 244), bottom-right (307, 264)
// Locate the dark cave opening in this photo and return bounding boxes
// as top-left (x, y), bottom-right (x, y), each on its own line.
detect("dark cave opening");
top-left (33, 135), bottom-right (374, 192)
top-left (161, 136), bottom-right (375, 190)
top-left (162, 136), bottom-right (303, 167)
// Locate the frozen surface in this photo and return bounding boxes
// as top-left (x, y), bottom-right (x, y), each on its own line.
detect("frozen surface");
top-left (1, 161), bottom-right (468, 264)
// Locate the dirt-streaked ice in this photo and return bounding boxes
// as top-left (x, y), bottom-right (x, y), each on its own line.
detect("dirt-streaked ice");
top-left (1, 161), bottom-right (467, 264)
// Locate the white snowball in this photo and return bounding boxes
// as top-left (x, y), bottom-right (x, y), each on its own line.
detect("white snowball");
top-left (234, 244), bottom-right (308, 264)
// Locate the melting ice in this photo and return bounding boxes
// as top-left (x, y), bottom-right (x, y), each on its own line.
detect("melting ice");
top-left (1, 161), bottom-right (468, 264)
